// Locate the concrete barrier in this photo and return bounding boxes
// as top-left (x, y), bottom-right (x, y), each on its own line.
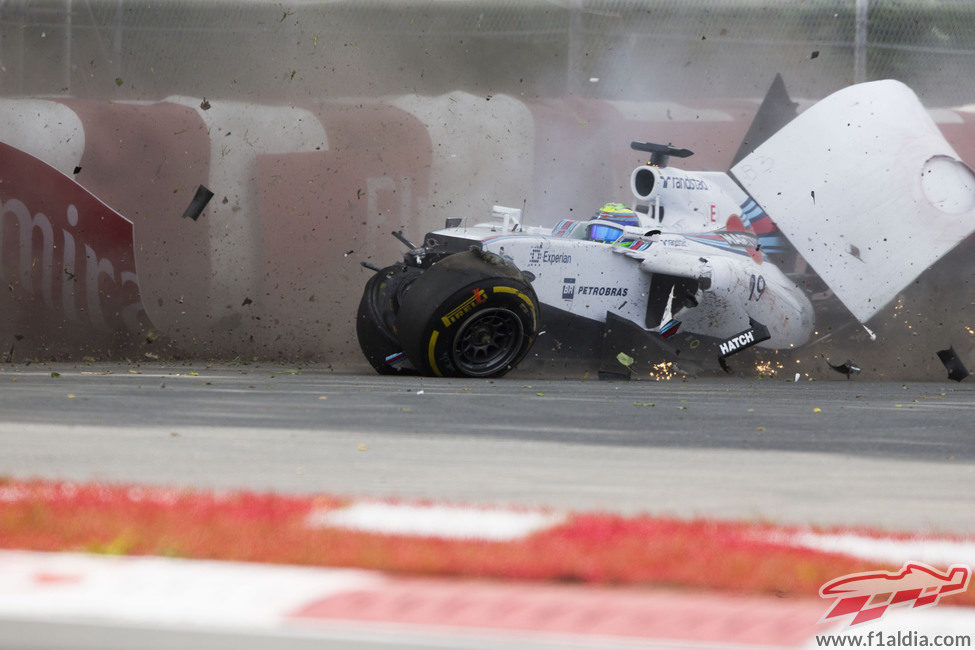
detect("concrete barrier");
top-left (3, 92), bottom-right (975, 363)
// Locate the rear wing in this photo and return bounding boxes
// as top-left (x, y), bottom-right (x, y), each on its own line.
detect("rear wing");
top-left (731, 80), bottom-right (975, 323)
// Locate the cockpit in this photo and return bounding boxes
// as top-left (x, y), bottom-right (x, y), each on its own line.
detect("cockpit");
top-left (551, 201), bottom-right (655, 247)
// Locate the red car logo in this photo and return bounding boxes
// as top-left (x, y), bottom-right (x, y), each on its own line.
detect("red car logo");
top-left (820, 562), bottom-right (971, 626)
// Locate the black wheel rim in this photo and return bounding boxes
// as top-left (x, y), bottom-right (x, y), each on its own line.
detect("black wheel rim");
top-left (452, 308), bottom-right (525, 377)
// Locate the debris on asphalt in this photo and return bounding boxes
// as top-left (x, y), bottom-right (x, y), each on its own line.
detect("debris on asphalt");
top-left (936, 346), bottom-right (970, 382)
top-left (828, 359), bottom-right (861, 378)
top-left (50, 372), bottom-right (60, 378)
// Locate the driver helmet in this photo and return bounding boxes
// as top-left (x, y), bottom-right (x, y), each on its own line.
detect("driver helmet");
top-left (587, 202), bottom-right (640, 242)
top-left (591, 202), bottom-right (640, 225)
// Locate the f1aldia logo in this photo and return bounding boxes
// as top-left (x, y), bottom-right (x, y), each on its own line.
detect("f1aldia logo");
top-left (819, 562), bottom-right (971, 626)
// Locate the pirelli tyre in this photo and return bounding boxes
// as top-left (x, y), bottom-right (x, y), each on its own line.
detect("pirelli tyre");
top-left (356, 264), bottom-right (422, 375)
top-left (395, 250), bottom-right (539, 378)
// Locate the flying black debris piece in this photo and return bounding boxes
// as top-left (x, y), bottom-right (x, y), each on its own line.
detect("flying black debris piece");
top-left (811, 51), bottom-right (820, 59)
top-left (3, 345), bottom-right (12, 363)
top-left (719, 357), bottom-right (732, 374)
top-left (828, 359), bottom-right (861, 378)
top-left (810, 190), bottom-right (816, 203)
top-left (182, 185), bottom-right (214, 221)
top-left (936, 346), bottom-right (970, 382)
top-left (344, 250), bottom-right (354, 257)
top-left (14, 334), bottom-right (23, 341)
top-left (200, 98), bottom-right (211, 111)
top-left (848, 244), bottom-right (863, 261)
top-left (73, 166), bottom-right (82, 175)
top-left (729, 73), bottom-right (799, 167)
top-left (241, 297), bottom-right (253, 307)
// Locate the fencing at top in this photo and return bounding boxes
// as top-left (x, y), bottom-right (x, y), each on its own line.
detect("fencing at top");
top-left (1, 0), bottom-right (974, 363)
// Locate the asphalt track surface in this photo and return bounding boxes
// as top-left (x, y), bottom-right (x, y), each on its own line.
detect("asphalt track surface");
top-left (2, 362), bottom-right (974, 649)
top-left (2, 363), bottom-right (974, 533)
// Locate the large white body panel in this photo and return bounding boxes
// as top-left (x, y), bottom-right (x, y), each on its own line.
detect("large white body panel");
top-left (731, 80), bottom-right (975, 323)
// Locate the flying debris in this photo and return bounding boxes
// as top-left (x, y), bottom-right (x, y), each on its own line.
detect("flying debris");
top-left (936, 346), bottom-right (970, 382)
top-left (182, 185), bottom-right (214, 221)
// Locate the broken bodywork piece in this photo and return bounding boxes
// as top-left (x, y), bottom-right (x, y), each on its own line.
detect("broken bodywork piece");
top-left (936, 346), bottom-right (970, 382)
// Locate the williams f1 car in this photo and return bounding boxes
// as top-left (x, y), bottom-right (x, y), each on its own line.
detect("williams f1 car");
top-left (356, 79), bottom-right (975, 377)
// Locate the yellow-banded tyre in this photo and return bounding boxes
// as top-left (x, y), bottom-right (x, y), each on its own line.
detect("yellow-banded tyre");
top-left (395, 250), bottom-right (539, 378)
top-left (356, 264), bottom-right (422, 375)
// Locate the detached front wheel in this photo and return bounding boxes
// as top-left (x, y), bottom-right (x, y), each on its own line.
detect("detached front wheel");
top-left (396, 250), bottom-right (539, 378)
top-left (356, 264), bottom-right (421, 375)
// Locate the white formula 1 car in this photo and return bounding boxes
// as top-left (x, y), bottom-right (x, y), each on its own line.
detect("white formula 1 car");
top-left (357, 79), bottom-right (975, 377)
